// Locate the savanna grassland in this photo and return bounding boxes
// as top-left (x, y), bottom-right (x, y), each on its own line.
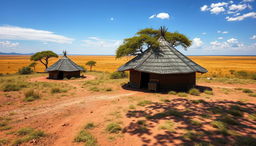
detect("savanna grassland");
top-left (1, 55), bottom-right (256, 78)
top-left (0, 55), bottom-right (256, 146)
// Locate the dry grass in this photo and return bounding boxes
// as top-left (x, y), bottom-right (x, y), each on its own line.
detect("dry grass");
top-left (1, 56), bottom-right (256, 78)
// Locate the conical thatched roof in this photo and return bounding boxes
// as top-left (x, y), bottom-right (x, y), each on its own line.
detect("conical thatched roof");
top-left (46, 55), bottom-right (84, 72)
top-left (118, 37), bottom-right (207, 74)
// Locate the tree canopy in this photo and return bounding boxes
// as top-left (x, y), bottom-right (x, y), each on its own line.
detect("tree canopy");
top-left (30, 51), bottom-right (58, 69)
top-left (116, 27), bottom-right (192, 58)
top-left (86, 60), bottom-right (96, 71)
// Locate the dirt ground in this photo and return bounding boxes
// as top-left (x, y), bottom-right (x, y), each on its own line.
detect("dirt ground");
top-left (0, 74), bottom-right (256, 146)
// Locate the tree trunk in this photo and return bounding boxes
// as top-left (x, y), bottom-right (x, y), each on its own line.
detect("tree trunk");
top-left (90, 66), bottom-right (92, 71)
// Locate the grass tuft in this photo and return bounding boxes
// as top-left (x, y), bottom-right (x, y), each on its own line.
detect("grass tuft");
top-left (177, 92), bottom-right (187, 97)
top-left (137, 100), bottom-right (152, 106)
top-left (74, 130), bottom-right (97, 146)
top-left (204, 90), bottom-right (213, 95)
top-left (105, 123), bottom-right (122, 134)
top-left (242, 89), bottom-right (253, 93)
top-left (168, 91), bottom-right (176, 95)
top-left (24, 89), bottom-right (40, 102)
top-left (84, 122), bottom-right (95, 130)
top-left (189, 88), bottom-right (200, 96)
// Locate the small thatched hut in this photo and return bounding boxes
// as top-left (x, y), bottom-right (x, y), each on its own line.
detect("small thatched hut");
top-left (118, 36), bottom-right (207, 91)
top-left (46, 53), bottom-right (84, 79)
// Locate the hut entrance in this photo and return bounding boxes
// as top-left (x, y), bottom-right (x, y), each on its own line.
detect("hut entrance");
top-left (140, 72), bottom-right (149, 88)
top-left (58, 71), bottom-right (64, 79)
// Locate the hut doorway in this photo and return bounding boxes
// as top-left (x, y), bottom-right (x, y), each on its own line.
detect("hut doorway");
top-left (140, 72), bottom-right (150, 88)
top-left (58, 71), bottom-right (64, 79)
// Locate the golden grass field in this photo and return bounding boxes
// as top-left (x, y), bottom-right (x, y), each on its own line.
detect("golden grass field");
top-left (0, 55), bottom-right (256, 77)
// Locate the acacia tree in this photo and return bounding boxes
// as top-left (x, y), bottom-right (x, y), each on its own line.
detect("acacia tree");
top-left (86, 61), bottom-right (96, 71)
top-left (116, 26), bottom-right (192, 58)
top-left (29, 62), bottom-right (37, 72)
top-left (30, 51), bottom-right (58, 69)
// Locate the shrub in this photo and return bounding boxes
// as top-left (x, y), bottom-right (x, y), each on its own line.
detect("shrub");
top-left (189, 88), bottom-right (200, 96)
top-left (16, 127), bottom-right (34, 136)
top-left (252, 73), bottom-right (256, 80)
top-left (190, 120), bottom-right (202, 126)
top-left (74, 130), bottom-right (97, 146)
top-left (51, 88), bottom-right (61, 93)
top-left (24, 89), bottom-right (40, 102)
top-left (242, 89), bottom-right (253, 93)
top-left (13, 129), bottom-right (45, 146)
top-left (3, 84), bottom-right (21, 92)
top-left (84, 123), bottom-right (95, 130)
top-left (18, 66), bottom-right (33, 74)
top-left (105, 88), bottom-right (112, 91)
top-left (204, 90), bottom-right (213, 95)
top-left (110, 72), bottom-right (128, 79)
top-left (249, 93), bottom-right (256, 97)
top-left (129, 104), bottom-right (136, 109)
top-left (89, 87), bottom-right (100, 92)
top-left (177, 92), bottom-right (187, 97)
top-left (235, 71), bottom-right (248, 78)
top-left (168, 91), bottom-right (177, 95)
top-left (137, 100), bottom-right (152, 106)
top-left (105, 123), bottom-right (122, 133)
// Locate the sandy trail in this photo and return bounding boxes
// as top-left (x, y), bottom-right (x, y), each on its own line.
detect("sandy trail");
top-left (0, 93), bottom-right (135, 120)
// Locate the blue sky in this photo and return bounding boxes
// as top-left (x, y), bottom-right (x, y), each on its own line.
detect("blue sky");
top-left (0, 0), bottom-right (256, 55)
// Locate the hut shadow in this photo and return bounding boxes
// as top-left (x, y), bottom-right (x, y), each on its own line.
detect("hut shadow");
top-left (123, 98), bottom-right (256, 145)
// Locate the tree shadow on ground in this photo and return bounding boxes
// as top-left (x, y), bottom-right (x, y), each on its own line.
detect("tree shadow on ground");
top-left (123, 98), bottom-right (256, 145)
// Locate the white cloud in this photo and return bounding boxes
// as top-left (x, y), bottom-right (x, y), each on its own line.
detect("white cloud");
top-left (243, 0), bottom-right (254, 2)
top-left (200, 5), bottom-right (209, 11)
top-left (227, 38), bottom-right (238, 43)
top-left (191, 38), bottom-right (203, 48)
top-left (149, 12), bottom-right (170, 19)
top-left (250, 35), bottom-right (256, 40)
top-left (218, 37), bottom-right (224, 40)
top-left (229, 4), bottom-right (247, 11)
top-left (210, 2), bottom-right (228, 8)
top-left (149, 15), bottom-right (156, 19)
top-left (82, 37), bottom-right (121, 49)
top-left (201, 32), bottom-right (207, 35)
top-left (0, 41), bottom-right (19, 48)
top-left (226, 12), bottom-right (256, 21)
top-left (210, 7), bottom-right (225, 14)
top-left (110, 17), bottom-right (114, 21)
top-left (217, 30), bottom-right (229, 34)
top-left (0, 25), bottom-right (73, 44)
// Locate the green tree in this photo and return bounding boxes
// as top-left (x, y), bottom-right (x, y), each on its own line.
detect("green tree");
top-left (29, 62), bottom-right (37, 72)
top-left (86, 61), bottom-right (96, 71)
top-left (116, 26), bottom-right (192, 58)
top-left (30, 51), bottom-right (58, 69)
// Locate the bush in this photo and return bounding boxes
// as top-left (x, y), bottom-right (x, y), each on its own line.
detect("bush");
top-left (18, 66), bottom-right (33, 74)
top-left (177, 92), bottom-right (187, 97)
top-left (249, 93), bottom-right (256, 97)
top-left (105, 123), bottom-right (122, 133)
top-left (3, 84), bottom-right (21, 92)
top-left (235, 71), bottom-right (248, 78)
top-left (110, 72), bottom-right (128, 79)
top-left (84, 123), bottom-right (95, 129)
top-left (168, 91), bottom-right (177, 95)
top-left (74, 130), bottom-right (97, 145)
top-left (204, 90), bottom-right (213, 95)
top-left (242, 89), bottom-right (253, 93)
top-left (24, 89), bottom-right (40, 102)
top-left (189, 88), bottom-right (200, 96)
top-left (137, 100), bottom-right (152, 106)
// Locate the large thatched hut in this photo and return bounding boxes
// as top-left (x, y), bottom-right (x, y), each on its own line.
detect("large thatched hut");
top-left (46, 53), bottom-right (84, 79)
top-left (118, 36), bottom-right (207, 91)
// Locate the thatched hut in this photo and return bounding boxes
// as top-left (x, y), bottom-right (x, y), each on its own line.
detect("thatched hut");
top-left (118, 36), bottom-right (207, 91)
top-left (46, 53), bottom-right (84, 79)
